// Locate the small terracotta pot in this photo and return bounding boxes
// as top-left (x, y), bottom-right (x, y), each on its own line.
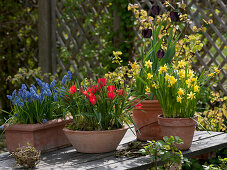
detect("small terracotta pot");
top-left (63, 126), bottom-right (128, 153)
top-left (158, 115), bottom-right (197, 150)
top-left (132, 98), bottom-right (163, 141)
top-left (5, 117), bottom-right (73, 152)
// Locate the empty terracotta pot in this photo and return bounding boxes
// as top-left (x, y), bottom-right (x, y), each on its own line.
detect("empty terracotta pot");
top-left (63, 126), bottom-right (128, 153)
top-left (5, 117), bottom-right (73, 152)
top-left (132, 98), bottom-right (163, 141)
top-left (158, 115), bottom-right (197, 150)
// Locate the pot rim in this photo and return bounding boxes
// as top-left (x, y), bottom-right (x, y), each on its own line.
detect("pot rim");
top-left (63, 125), bottom-right (128, 134)
top-left (158, 114), bottom-right (197, 119)
top-left (5, 116), bottom-right (73, 131)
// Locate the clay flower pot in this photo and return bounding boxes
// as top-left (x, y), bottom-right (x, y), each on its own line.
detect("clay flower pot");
top-left (132, 98), bottom-right (163, 141)
top-left (63, 126), bottom-right (128, 153)
top-left (5, 117), bottom-right (73, 152)
top-left (158, 115), bottom-right (197, 150)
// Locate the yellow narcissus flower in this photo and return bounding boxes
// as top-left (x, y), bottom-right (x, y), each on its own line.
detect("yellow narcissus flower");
top-left (152, 84), bottom-right (157, 89)
top-left (168, 76), bottom-right (177, 86)
top-left (208, 73), bottom-right (214, 77)
top-left (145, 60), bottom-right (152, 69)
top-left (178, 60), bottom-right (187, 68)
top-left (130, 61), bottom-right (137, 69)
top-left (187, 91), bottom-right (195, 100)
top-left (147, 73), bottom-right (153, 79)
top-left (113, 51), bottom-right (122, 56)
top-left (158, 64), bottom-right (168, 74)
top-left (186, 79), bottom-right (191, 86)
top-left (165, 74), bottom-right (171, 81)
top-left (145, 87), bottom-right (151, 93)
top-left (188, 70), bottom-right (194, 77)
top-left (191, 77), bottom-right (197, 82)
top-left (194, 85), bottom-right (199, 92)
top-left (177, 96), bottom-right (182, 103)
top-left (179, 69), bottom-right (185, 79)
top-left (177, 88), bottom-right (184, 96)
top-left (214, 67), bottom-right (220, 74)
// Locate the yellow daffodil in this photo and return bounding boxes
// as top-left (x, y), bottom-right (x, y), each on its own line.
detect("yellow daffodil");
top-left (158, 64), bottom-right (168, 74)
top-left (168, 76), bottom-right (177, 86)
top-left (177, 88), bottom-right (184, 96)
top-left (187, 91), bottom-right (195, 100)
top-left (113, 51), bottom-right (122, 56)
top-left (145, 60), bottom-right (152, 69)
top-left (178, 60), bottom-right (187, 68)
top-left (145, 87), bottom-right (151, 93)
top-left (179, 69), bottom-right (185, 79)
top-left (194, 85), bottom-right (199, 92)
top-left (191, 77), bottom-right (197, 82)
top-left (214, 67), bottom-right (220, 74)
top-left (147, 73), bottom-right (153, 79)
top-left (152, 84), bottom-right (157, 89)
top-left (177, 96), bottom-right (182, 103)
top-left (188, 70), bottom-right (194, 77)
top-left (208, 73), bottom-right (214, 77)
top-left (130, 61), bottom-right (137, 69)
top-left (165, 74), bottom-right (171, 81)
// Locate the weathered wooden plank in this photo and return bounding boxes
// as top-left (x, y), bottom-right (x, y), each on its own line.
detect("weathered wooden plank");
top-left (0, 131), bottom-right (226, 169)
top-left (93, 133), bottom-right (227, 170)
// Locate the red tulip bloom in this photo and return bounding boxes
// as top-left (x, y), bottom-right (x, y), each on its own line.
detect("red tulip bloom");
top-left (69, 85), bottom-right (77, 94)
top-left (80, 86), bottom-right (83, 92)
top-left (135, 103), bottom-right (142, 109)
top-left (108, 91), bottom-right (115, 100)
top-left (89, 95), bottom-right (97, 105)
top-left (82, 90), bottom-right (89, 98)
top-left (116, 89), bottom-right (123, 96)
top-left (98, 78), bottom-right (107, 88)
top-left (107, 85), bottom-right (115, 92)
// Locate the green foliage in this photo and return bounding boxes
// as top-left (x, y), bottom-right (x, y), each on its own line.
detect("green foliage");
top-left (0, 1), bottom-right (38, 113)
top-left (197, 92), bottom-right (227, 133)
top-left (10, 143), bottom-right (41, 168)
top-left (140, 136), bottom-right (191, 170)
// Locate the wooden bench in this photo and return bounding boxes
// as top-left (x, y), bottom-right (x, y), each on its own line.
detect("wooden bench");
top-left (0, 130), bottom-right (227, 169)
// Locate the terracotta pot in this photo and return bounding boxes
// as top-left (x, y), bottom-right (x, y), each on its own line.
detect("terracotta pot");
top-left (5, 117), bottom-right (73, 152)
top-left (158, 115), bottom-right (197, 150)
top-left (132, 98), bottom-right (163, 141)
top-left (63, 126), bottom-right (128, 153)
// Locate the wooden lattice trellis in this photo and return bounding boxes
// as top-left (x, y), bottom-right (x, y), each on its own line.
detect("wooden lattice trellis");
top-left (56, 0), bottom-right (112, 80)
top-left (132, 0), bottom-right (227, 94)
top-left (54, 0), bottom-right (227, 94)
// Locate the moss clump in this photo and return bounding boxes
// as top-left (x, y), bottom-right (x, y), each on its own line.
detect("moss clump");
top-left (10, 143), bottom-right (41, 168)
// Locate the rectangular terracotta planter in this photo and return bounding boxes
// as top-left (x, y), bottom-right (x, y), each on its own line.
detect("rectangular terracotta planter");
top-left (5, 117), bottom-right (73, 152)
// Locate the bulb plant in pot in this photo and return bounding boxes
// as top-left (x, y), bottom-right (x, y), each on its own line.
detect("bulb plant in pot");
top-left (144, 61), bottom-right (220, 150)
top-left (62, 77), bottom-right (142, 153)
top-left (128, 3), bottom-right (183, 141)
top-left (1, 72), bottom-right (73, 152)
top-left (128, 1), bottom-right (209, 141)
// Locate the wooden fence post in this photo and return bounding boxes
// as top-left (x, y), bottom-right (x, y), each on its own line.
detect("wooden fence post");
top-left (38, 0), bottom-right (57, 74)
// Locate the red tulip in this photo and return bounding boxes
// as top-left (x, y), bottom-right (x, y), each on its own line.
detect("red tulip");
top-left (98, 78), bottom-right (107, 87)
top-left (89, 95), bottom-right (97, 105)
top-left (116, 89), bottom-right (123, 96)
top-left (107, 85), bottom-right (115, 92)
top-left (82, 90), bottom-right (89, 98)
top-left (69, 85), bottom-right (77, 94)
top-left (108, 91), bottom-right (115, 100)
top-left (135, 103), bottom-right (142, 109)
